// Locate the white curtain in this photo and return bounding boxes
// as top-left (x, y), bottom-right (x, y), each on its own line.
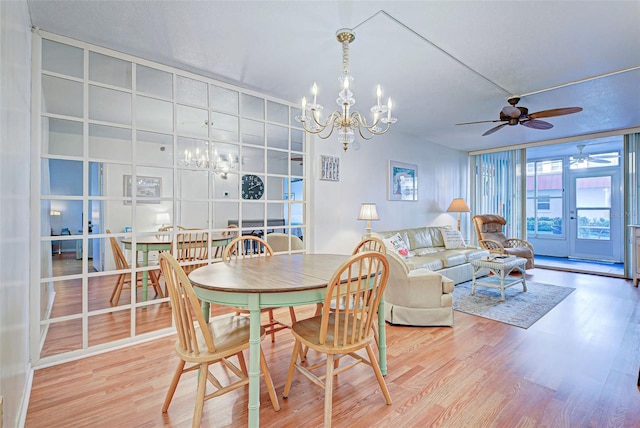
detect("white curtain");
top-left (471, 149), bottom-right (525, 241)
top-left (624, 132), bottom-right (640, 277)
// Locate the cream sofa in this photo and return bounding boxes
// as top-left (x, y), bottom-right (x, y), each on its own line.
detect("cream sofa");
top-left (372, 226), bottom-right (489, 327)
top-left (372, 226), bottom-right (489, 284)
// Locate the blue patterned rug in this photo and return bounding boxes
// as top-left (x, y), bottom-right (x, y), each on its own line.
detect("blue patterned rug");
top-left (452, 280), bottom-right (575, 329)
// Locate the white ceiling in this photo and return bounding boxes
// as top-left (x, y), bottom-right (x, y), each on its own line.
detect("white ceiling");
top-left (27, 1), bottom-right (640, 153)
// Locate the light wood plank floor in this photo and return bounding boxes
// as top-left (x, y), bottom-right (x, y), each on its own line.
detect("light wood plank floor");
top-left (27, 268), bottom-right (640, 427)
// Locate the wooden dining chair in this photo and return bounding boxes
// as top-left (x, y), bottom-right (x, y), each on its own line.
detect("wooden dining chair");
top-left (213, 224), bottom-right (239, 259)
top-left (158, 252), bottom-right (280, 427)
top-left (106, 229), bottom-right (163, 306)
top-left (353, 237), bottom-right (386, 344)
top-left (283, 251), bottom-right (392, 427)
top-left (223, 235), bottom-right (298, 342)
top-left (174, 230), bottom-right (209, 275)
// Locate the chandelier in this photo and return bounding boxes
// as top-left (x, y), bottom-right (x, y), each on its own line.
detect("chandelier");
top-left (180, 147), bottom-right (237, 179)
top-left (296, 29), bottom-right (397, 151)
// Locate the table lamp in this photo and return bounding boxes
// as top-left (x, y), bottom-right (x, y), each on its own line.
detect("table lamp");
top-left (358, 203), bottom-right (380, 237)
top-left (156, 212), bottom-right (171, 229)
top-left (446, 198), bottom-right (470, 231)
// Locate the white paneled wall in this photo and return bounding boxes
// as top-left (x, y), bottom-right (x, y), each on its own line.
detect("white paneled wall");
top-left (0, 1), bottom-right (33, 426)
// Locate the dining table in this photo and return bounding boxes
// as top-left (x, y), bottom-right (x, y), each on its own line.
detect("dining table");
top-left (122, 231), bottom-right (231, 301)
top-left (188, 253), bottom-right (388, 427)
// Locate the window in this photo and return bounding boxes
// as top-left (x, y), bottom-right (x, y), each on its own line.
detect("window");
top-left (526, 159), bottom-right (563, 236)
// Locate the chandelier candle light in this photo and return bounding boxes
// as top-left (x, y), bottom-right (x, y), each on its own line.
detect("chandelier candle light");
top-left (296, 29), bottom-right (397, 151)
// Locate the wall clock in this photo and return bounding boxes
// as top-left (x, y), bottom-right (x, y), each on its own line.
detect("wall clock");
top-left (241, 174), bottom-right (264, 200)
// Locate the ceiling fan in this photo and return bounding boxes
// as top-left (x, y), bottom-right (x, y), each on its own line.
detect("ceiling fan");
top-left (569, 144), bottom-right (613, 166)
top-left (456, 96), bottom-right (583, 136)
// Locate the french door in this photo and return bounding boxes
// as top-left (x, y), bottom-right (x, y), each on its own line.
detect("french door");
top-left (568, 168), bottom-right (622, 261)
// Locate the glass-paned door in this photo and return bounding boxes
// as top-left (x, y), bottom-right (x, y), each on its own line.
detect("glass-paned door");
top-left (569, 170), bottom-right (622, 261)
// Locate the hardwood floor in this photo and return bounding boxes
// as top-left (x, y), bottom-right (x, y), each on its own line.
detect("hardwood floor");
top-left (27, 268), bottom-right (640, 427)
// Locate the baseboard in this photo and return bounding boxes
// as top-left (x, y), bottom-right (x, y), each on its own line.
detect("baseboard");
top-left (17, 362), bottom-right (34, 428)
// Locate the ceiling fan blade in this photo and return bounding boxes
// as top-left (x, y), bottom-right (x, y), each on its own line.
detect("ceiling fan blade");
top-left (521, 119), bottom-right (554, 130)
top-left (482, 123), bottom-right (509, 136)
top-left (588, 157), bottom-right (611, 164)
top-left (456, 119), bottom-right (504, 125)
top-left (528, 107), bottom-right (583, 119)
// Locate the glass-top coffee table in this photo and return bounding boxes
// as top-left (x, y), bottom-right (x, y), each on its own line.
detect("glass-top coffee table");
top-left (470, 256), bottom-right (527, 302)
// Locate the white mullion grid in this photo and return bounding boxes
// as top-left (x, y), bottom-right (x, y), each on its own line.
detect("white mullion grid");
top-left (33, 32), bottom-right (307, 363)
top-left (130, 62), bottom-right (138, 332)
top-left (81, 47), bottom-right (90, 350)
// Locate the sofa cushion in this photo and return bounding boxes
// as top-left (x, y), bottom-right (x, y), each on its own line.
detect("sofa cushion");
top-left (406, 255), bottom-right (443, 271)
top-left (432, 251), bottom-right (467, 268)
top-left (453, 247), bottom-right (490, 262)
top-left (427, 226), bottom-right (451, 247)
top-left (415, 247), bottom-right (438, 256)
top-left (382, 233), bottom-right (410, 258)
top-left (405, 227), bottom-right (432, 250)
top-left (441, 229), bottom-right (466, 249)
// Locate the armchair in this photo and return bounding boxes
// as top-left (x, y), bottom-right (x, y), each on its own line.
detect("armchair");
top-left (472, 214), bottom-right (534, 269)
top-left (384, 251), bottom-right (455, 327)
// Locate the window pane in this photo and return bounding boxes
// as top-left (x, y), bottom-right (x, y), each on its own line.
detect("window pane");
top-left (242, 147), bottom-right (265, 173)
top-left (267, 101), bottom-right (288, 124)
top-left (137, 65), bottom-right (172, 98)
top-left (89, 52), bottom-right (132, 89)
top-left (178, 169), bottom-right (209, 200)
top-left (291, 128), bottom-right (304, 152)
top-left (42, 39), bottom-right (83, 78)
top-left (176, 105), bottom-right (207, 139)
top-left (214, 171), bottom-right (239, 200)
top-left (214, 201), bottom-right (239, 229)
top-left (136, 96), bottom-right (173, 133)
top-left (43, 118), bottom-right (83, 157)
top-left (94, 163), bottom-right (132, 198)
top-left (137, 131), bottom-right (173, 167)
top-left (177, 137), bottom-right (209, 169)
top-left (267, 149), bottom-right (288, 175)
top-left (210, 112), bottom-right (239, 142)
top-left (577, 209), bottom-right (610, 240)
top-left (177, 76), bottom-right (208, 107)
top-left (178, 201), bottom-right (209, 228)
top-left (89, 85), bottom-right (131, 125)
top-left (576, 176), bottom-right (611, 207)
top-left (89, 124), bottom-right (131, 162)
top-left (267, 124), bottom-right (288, 149)
top-left (210, 85), bottom-right (238, 113)
top-left (42, 75), bottom-right (83, 117)
top-left (45, 160), bottom-right (83, 196)
top-left (242, 118), bottom-right (264, 146)
top-left (241, 93), bottom-right (264, 119)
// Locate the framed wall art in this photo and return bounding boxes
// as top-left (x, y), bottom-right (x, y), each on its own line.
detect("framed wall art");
top-left (320, 155), bottom-right (340, 181)
top-left (123, 175), bottom-right (162, 204)
top-left (388, 160), bottom-right (418, 201)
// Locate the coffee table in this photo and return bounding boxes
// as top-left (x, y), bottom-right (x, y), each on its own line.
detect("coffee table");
top-left (470, 256), bottom-right (527, 301)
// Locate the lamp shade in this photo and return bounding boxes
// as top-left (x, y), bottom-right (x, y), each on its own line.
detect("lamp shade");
top-left (446, 198), bottom-right (470, 213)
top-left (156, 212), bottom-right (171, 225)
top-left (357, 203), bottom-right (380, 221)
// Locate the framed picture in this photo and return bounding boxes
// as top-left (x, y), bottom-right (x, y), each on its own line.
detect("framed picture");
top-left (320, 155), bottom-right (340, 181)
top-left (123, 175), bottom-right (161, 204)
top-left (388, 160), bottom-right (418, 201)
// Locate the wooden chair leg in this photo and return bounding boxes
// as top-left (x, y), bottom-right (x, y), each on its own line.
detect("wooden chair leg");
top-left (283, 340), bottom-right (301, 398)
top-left (259, 348), bottom-right (280, 411)
top-left (162, 359), bottom-right (186, 413)
top-left (324, 354), bottom-right (335, 428)
top-left (192, 363), bottom-right (208, 428)
top-left (365, 344), bottom-right (392, 405)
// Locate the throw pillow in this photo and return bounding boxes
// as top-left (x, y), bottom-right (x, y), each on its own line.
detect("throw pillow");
top-left (441, 229), bottom-right (466, 249)
top-left (382, 233), bottom-right (410, 258)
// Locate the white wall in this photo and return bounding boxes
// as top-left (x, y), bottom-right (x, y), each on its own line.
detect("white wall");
top-left (309, 130), bottom-right (469, 255)
top-left (0, 1), bottom-right (33, 426)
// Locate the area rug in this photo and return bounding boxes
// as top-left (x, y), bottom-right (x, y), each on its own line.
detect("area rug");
top-left (452, 280), bottom-right (575, 329)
